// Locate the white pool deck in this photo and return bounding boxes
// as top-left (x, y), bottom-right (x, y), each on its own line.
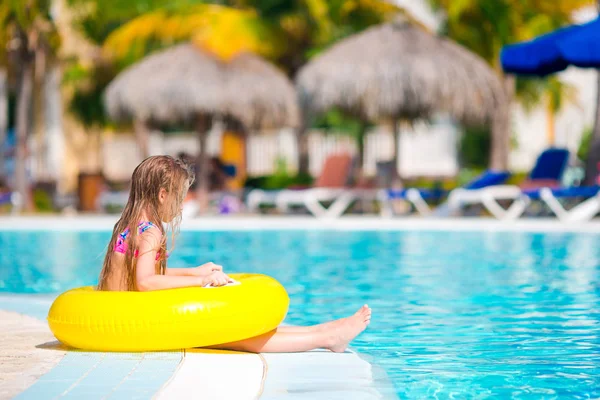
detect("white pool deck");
top-left (0, 294), bottom-right (395, 400)
top-left (1, 215), bottom-right (598, 399)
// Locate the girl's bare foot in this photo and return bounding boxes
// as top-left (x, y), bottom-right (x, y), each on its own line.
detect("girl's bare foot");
top-left (309, 305), bottom-right (371, 332)
top-left (327, 305), bottom-right (371, 353)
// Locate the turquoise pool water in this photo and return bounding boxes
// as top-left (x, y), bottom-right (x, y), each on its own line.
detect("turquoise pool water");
top-left (1, 229), bottom-right (599, 398)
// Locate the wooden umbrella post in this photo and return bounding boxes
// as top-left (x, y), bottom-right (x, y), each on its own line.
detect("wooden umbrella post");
top-left (392, 118), bottom-right (400, 179)
top-left (133, 119), bottom-right (150, 160)
top-left (296, 119), bottom-right (310, 176)
top-left (196, 115), bottom-right (210, 213)
top-left (357, 121), bottom-right (367, 175)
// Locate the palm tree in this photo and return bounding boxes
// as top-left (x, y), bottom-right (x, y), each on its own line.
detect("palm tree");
top-left (0, 1), bottom-right (60, 211)
top-left (428, 0), bottom-right (592, 169)
top-left (0, 6), bottom-right (11, 186)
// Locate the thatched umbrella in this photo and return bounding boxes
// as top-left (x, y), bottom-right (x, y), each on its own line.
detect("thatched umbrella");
top-left (104, 43), bottom-right (298, 205)
top-left (296, 19), bottom-right (507, 176)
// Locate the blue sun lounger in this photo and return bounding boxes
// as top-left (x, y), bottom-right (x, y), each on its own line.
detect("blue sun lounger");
top-left (379, 170), bottom-right (511, 216)
top-left (443, 148), bottom-right (571, 219)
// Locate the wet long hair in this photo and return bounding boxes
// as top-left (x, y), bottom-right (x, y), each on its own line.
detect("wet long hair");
top-left (97, 156), bottom-right (194, 291)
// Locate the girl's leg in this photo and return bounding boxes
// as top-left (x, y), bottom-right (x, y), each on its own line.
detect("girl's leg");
top-left (211, 330), bottom-right (329, 353)
top-left (275, 326), bottom-right (320, 333)
top-left (276, 305), bottom-right (370, 333)
top-left (210, 305), bottom-right (371, 353)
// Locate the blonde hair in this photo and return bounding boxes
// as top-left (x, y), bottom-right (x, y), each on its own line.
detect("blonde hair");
top-left (98, 155), bottom-right (194, 291)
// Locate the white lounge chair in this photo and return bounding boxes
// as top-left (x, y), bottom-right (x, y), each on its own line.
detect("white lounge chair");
top-left (380, 170), bottom-right (511, 217)
top-left (377, 188), bottom-right (440, 217)
top-left (247, 153), bottom-right (360, 218)
top-left (0, 191), bottom-right (22, 215)
top-left (447, 185), bottom-right (529, 220)
top-left (522, 186), bottom-right (600, 222)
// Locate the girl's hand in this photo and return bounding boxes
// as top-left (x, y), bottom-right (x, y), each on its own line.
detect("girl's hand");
top-left (194, 262), bottom-right (223, 277)
top-left (202, 271), bottom-right (233, 287)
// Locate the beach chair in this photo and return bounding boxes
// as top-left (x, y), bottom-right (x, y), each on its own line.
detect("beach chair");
top-left (0, 191), bottom-right (22, 215)
top-left (445, 148), bottom-right (570, 219)
top-left (521, 185), bottom-right (600, 222)
top-left (518, 147), bottom-right (570, 189)
top-left (378, 188), bottom-right (445, 216)
top-left (379, 170), bottom-right (510, 217)
top-left (247, 153), bottom-right (361, 218)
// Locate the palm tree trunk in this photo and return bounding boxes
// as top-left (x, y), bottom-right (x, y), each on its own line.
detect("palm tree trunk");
top-left (95, 128), bottom-right (103, 172)
top-left (546, 103), bottom-right (555, 146)
top-left (33, 47), bottom-right (46, 181)
top-left (0, 68), bottom-right (7, 180)
top-left (16, 59), bottom-right (34, 211)
top-left (490, 74), bottom-right (512, 170)
top-left (583, 70), bottom-right (600, 185)
top-left (44, 66), bottom-right (64, 184)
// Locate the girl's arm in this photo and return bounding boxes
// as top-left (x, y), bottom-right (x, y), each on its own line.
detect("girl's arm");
top-left (135, 229), bottom-right (230, 291)
top-left (135, 229), bottom-right (204, 291)
top-left (166, 262), bottom-right (223, 277)
top-left (165, 268), bottom-right (198, 277)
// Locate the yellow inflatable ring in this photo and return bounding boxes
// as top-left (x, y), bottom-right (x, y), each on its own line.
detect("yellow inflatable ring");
top-left (47, 273), bottom-right (289, 352)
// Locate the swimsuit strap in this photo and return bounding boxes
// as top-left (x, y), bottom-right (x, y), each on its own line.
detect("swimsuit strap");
top-left (120, 221), bottom-right (155, 240)
top-left (138, 221), bottom-right (155, 235)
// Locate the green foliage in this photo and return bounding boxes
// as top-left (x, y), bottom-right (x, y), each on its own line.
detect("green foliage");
top-left (311, 108), bottom-right (370, 139)
top-left (261, 157), bottom-right (313, 189)
top-left (32, 188), bottom-right (54, 212)
top-left (458, 126), bottom-right (490, 168)
top-left (66, 62), bottom-right (117, 127)
top-left (578, 126), bottom-right (593, 161)
top-left (244, 173), bottom-right (313, 190)
top-left (65, 0), bottom-right (401, 126)
top-left (68, 0), bottom-right (204, 45)
top-left (244, 157), bottom-right (313, 189)
top-left (70, 0), bottom-right (400, 68)
top-left (429, 0), bottom-right (591, 105)
top-left (234, 0), bottom-right (296, 20)
top-left (516, 75), bottom-right (579, 114)
top-left (428, 0), bottom-right (592, 67)
top-left (516, 77), bottom-right (545, 113)
top-left (455, 167), bottom-right (485, 187)
top-left (0, 0), bottom-right (61, 55)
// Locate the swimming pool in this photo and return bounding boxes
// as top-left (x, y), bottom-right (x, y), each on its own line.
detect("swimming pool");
top-left (1, 227), bottom-right (599, 398)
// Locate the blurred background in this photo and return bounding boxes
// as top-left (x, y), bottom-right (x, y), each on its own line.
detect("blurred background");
top-left (0, 0), bottom-right (598, 216)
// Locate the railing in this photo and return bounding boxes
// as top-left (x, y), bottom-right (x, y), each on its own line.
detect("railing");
top-left (99, 123), bottom-right (459, 181)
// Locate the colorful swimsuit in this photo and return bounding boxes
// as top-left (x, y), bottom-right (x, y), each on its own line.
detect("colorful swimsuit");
top-left (114, 221), bottom-right (164, 260)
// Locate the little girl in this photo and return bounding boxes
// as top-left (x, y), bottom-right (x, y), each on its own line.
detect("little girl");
top-left (98, 155), bottom-right (371, 353)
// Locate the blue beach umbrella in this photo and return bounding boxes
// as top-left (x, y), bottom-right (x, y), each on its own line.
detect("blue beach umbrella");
top-left (500, 17), bottom-right (600, 184)
top-left (500, 18), bottom-right (600, 76)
